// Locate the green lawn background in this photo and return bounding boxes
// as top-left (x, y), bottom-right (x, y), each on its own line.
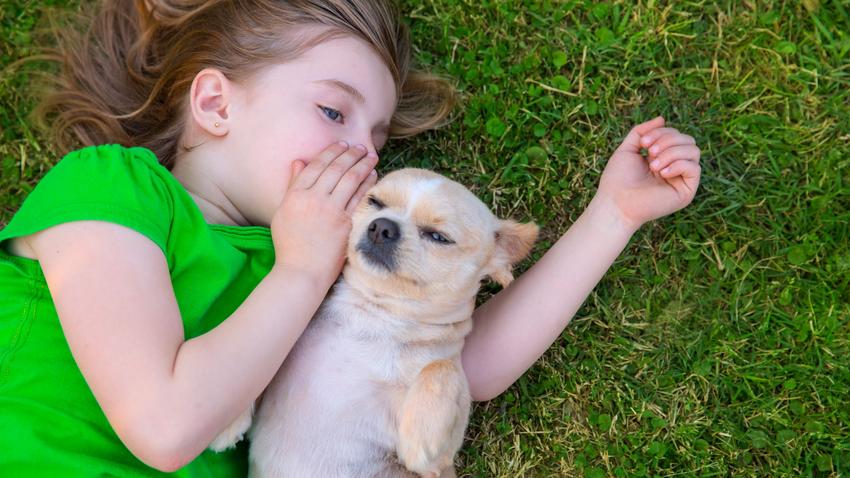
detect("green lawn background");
top-left (1, 1), bottom-right (848, 476)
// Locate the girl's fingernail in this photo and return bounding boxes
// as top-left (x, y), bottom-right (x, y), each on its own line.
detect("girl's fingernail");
top-left (338, 141), bottom-right (349, 148)
top-left (370, 169), bottom-right (377, 176)
top-left (649, 145), bottom-right (659, 155)
top-left (662, 167), bottom-right (671, 174)
top-left (650, 160), bottom-right (660, 170)
top-left (355, 144), bottom-right (367, 152)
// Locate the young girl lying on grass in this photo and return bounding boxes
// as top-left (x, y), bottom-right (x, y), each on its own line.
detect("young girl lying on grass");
top-left (0, 0), bottom-right (700, 475)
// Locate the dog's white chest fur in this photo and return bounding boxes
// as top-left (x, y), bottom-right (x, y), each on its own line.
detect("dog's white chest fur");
top-left (247, 280), bottom-right (470, 477)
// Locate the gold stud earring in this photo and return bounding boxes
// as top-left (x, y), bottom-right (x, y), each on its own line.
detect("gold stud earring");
top-left (214, 121), bottom-right (220, 128)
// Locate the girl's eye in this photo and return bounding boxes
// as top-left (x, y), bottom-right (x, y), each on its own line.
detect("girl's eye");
top-left (319, 105), bottom-right (344, 123)
top-left (421, 229), bottom-right (454, 245)
top-left (368, 196), bottom-right (385, 209)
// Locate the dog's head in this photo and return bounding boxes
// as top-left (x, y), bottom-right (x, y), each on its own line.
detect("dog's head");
top-left (343, 168), bottom-right (538, 317)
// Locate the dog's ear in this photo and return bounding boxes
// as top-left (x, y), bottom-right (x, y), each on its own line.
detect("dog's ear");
top-left (485, 219), bottom-right (539, 288)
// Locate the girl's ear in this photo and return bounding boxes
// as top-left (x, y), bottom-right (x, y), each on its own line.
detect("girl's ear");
top-left (486, 219), bottom-right (540, 288)
top-left (189, 68), bottom-right (233, 137)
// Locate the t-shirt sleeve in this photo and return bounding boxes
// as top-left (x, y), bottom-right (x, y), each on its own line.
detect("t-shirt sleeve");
top-left (0, 144), bottom-right (174, 259)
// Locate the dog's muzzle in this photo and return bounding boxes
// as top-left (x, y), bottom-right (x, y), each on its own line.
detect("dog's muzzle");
top-left (356, 217), bottom-right (400, 272)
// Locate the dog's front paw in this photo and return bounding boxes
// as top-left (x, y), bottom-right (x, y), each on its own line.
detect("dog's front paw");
top-left (397, 360), bottom-right (469, 476)
top-left (397, 436), bottom-right (454, 477)
top-left (208, 405), bottom-right (254, 452)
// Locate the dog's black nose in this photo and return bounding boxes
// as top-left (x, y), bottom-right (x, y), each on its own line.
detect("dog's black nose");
top-left (368, 218), bottom-right (400, 245)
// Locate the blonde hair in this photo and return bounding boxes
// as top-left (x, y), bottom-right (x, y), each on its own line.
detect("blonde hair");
top-left (35, 0), bottom-right (457, 169)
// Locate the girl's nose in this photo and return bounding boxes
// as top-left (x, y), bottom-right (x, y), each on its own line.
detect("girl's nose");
top-left (345, 136), bottom-right (377, 157)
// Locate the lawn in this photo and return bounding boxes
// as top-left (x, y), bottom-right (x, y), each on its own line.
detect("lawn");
top-left (2, 0), bottom-right (849, 476)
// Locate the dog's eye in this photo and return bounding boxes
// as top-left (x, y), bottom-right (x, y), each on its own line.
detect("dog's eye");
top-left (367, 196), bottom-right (385, 209)
top-left (421, 228), bottom-right (454, 245)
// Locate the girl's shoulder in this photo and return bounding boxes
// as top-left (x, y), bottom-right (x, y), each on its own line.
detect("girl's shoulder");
top-left (52, 144), bottom-right (175, 189)
top-left (16, 142), bottom-right (186, 225)
top-left (0, 144), bottom-right (201, 266)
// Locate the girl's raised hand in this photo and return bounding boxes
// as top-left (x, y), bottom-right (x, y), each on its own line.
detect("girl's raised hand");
top-left (596, 116), bottom-right (701, 229)
top-left (270, 142), bottom-right (378, 286)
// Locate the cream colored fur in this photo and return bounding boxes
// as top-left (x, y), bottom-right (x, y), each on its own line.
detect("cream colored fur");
top-left (211, 168), bottom-right (538, 477)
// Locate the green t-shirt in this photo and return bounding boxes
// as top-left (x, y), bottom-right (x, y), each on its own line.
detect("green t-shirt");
top-left (0, 144), bottom-right (277, 476)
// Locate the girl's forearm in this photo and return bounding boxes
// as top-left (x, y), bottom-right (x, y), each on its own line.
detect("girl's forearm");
top-left (159, 267), bottom-right (329, 466)
top-left (462, 194), bottom-right (639, 401)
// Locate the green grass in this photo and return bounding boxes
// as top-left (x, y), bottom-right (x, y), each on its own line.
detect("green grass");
top-left (3, 0), bottom-right (849, 476)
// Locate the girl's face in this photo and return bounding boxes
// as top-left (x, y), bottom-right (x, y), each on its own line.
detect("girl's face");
top-left (217, 35), bottom-right (397, 226)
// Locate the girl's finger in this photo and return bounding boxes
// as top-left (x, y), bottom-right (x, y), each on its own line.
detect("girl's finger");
top-left (647, 133), bottom-right (696, 159)
top-left (288, 160), bottom-right (306, 189)
top-left (345, 169), bottom-right (379, 215)
top-left (660, 159), bottom-right (701, 197)
top-left (329, 152), bottom-right (378, 207)
top-left (616, 116), bottom-right (665, 153)
top-left (639, 127), bottom-right (682, 149)
top-left (312, 145), bottom-right (369, 194)
top-left (292, 141), bottom-right (350, 189)
top-left (649, 144), bottom-right (701, 172)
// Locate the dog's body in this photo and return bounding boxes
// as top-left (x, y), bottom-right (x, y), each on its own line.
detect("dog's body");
top-left (249, 279), bottom-right (471, 477)
top-left (211, 169), bottom-right (537, 477)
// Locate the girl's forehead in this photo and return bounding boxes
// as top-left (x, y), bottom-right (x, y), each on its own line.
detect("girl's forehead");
top-left (297, 37), bottom-right (394, 86)
top-left (259, 36), bottom-right (397, 110)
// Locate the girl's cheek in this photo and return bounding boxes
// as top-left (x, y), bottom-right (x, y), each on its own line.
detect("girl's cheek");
top-left (305, 120), bottom-right (346, 156)
top-left (290, 132), bottom-right (339, 164)
top-left (275, 106), bottom-right (344, 162)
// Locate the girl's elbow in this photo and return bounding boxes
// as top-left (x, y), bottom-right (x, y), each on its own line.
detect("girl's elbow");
top-left (116, 412), bottom-right (202, 472)
top-left (152, 455), bottom-right (196, 474)
top-left (462, 356), bottom-right (505, 402)
top-left (137, 453), bottom-right (187, 474)
top-left (144, 448), bottom-right (196, 474)
top-left (470, 388), bottom-right (501, 403)
top-left (468, 377), bottom-right (505, 402)
top-left (130, 430), bottom-right (199, 472)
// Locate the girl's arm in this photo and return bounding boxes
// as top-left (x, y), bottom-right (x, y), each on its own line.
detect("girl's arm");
top-left (25, 143), bottom-right (375, 471)
top-left (462, 117), bottom-right (701, 401)
top-left (462, 195), bottom-right (636, 401)
top-left (29, 220), bottom-right (327, 472)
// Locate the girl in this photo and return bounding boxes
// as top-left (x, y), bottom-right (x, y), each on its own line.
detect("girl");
top-left (0, 0), bottom-right (701, 476)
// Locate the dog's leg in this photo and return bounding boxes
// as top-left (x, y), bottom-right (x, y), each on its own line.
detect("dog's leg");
top-left (208, 403), bottom-right (254, 452)
top-left (438, 467), bottom-right (457, 478)
top-left (397, 359), bottom-right (470, 477)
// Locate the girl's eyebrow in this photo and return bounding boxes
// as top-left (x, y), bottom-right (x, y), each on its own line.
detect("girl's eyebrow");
top-left (313, 79), bottom-right (365, 104)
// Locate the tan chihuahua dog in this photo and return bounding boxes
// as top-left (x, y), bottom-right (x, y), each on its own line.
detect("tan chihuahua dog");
top-left (211, 168), bottom-right (538, 477)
